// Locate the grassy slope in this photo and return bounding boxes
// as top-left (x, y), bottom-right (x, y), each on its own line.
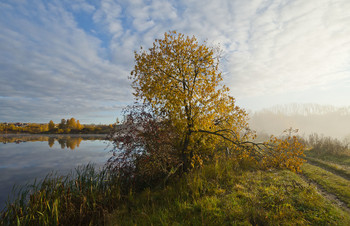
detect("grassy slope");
top-left (107, 160), bottom-right (350, 225)
top-left (2, 154), bottom-right (350, 225)
top-left (302, 150), bottom-right (350, 212)
top-left (302, 163), bottom-right (350, 208)
top-left (306, 151), bottom-right (350, 167)
top-left (305, 156), bottom-right (350, 179)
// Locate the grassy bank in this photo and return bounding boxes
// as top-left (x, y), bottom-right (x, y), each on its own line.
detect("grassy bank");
top-left (302, 163), bottom-right (350, 208)
top-left (301, 148), bottom-right (350, 212)
top-left (304, 156), bottom-right (350, 179)
top-left (305, 148), bottom-right (350, 167)
top-left (106, 159), bottom-right (350, 225)
top-left (1, 159), bottom-right (350, 225)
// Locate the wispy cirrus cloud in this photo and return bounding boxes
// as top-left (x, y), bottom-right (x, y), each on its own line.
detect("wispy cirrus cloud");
top-left (226, 0), bottom-right (350, 98)
top-left (0, 0), bottom-right (349, 123)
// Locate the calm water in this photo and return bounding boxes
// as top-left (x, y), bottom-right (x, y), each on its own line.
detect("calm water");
top-left (0, 135), bottom-right (112, 210)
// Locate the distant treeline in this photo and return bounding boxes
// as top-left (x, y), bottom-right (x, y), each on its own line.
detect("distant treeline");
top-left (0, 134), bottom-right (106, 145)
top-left (0, 118), bottom-right (115, 134)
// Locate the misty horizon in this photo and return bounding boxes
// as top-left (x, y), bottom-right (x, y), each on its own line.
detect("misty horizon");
top-left (249, 103), bottom-right (350, 140)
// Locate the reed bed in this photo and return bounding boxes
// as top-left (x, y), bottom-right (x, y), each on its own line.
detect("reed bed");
top-left (1, 164), bottom-right (122, 225)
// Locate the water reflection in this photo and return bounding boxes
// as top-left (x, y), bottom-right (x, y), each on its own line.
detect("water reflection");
top-left (0, 136), bottom-right (111, 210)
top-left (48, 137), bottom-right (55, 147)
top-left (52, 137), bottom-right (83, 150)
top-left (0, 135), bottom-right (106, 150)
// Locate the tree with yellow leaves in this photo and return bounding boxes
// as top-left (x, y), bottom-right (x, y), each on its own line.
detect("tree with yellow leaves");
top-left (67, 118), bottom-right (77, 129)
top-left (48, 120), bottom-right (55, 131)
top-left (130, 31), bottom-right (252, 170)
top-left (76, 120), bottom-right (83, 130)
top-left (110, 31), bottom-right (305, 176)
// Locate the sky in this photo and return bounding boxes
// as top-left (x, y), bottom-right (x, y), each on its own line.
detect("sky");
top-left (0, 0), bottom-right (350, 124)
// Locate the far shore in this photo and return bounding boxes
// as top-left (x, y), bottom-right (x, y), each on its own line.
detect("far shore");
top-left (0, 133), bottom-right (108, 138)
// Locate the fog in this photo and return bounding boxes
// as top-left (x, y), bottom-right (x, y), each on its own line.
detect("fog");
top-left (248, 103), bottom-right (350, 140)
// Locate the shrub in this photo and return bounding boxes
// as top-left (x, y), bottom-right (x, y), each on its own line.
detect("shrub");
top-left (307, 133), bottom-right (348, 155)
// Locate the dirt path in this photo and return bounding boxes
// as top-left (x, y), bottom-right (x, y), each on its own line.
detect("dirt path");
top-left (305, 158), bottom-right (350, 181)
top-left (299, 173), bottom-right (350, 214)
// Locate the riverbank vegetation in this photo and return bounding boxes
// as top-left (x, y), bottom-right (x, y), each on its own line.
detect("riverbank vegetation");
top-left (0, 118), bottom-right (115, 134)
top-left (2, 157), bottom-right (350, 225)
top-left (1, 32), bottom-right (349, 225)
top-left (1, 165), bottom-right (120, 225)
top-left (107, 159), bottom-right (350, 225)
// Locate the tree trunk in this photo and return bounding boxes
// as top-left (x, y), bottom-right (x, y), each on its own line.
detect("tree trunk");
top-left (181, 131), bottom-right (190, 172)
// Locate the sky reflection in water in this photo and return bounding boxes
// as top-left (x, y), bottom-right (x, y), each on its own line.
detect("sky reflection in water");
top-left (0, 136), bottom-right (112, 210)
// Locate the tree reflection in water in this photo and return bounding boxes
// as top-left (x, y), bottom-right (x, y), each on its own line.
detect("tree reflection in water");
top-left (0, 135), bottom-right (105, 150)
top-left (48, 137), bottom-right (55, 147)
top-left (55, 137), bottom-right (83, 150)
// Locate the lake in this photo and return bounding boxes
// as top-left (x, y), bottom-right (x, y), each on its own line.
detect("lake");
top-left (0, 134), bottom-right (112, 211)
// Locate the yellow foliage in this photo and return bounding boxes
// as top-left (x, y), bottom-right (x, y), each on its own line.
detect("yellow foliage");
top-left (131, 31), bottom-right (250, 170)
top-left (48, 120), bottom-right (55, 130)
top-left (128, 31), bottom-right (305, 172)
top-left (260, 135), bottom-right (305, 172)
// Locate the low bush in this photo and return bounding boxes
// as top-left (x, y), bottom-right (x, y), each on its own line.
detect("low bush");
top-left (307, 133), bottom-right (349, 156)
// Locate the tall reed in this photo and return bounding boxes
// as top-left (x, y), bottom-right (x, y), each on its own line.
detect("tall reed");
top-left (0, 164), bottom-right (122, 225)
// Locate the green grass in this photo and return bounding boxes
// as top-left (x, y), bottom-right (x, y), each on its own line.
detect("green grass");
top-left (302, 163), bottom-right (350, 208)
top-left (0, 164), bottom-right (122, 225)
top-left (2, 158), bottom-right (350, 225)
top-left (305, 156), bottom-right (350, 179)
top-left (306, 150), bottom-right (350, 167)
top-left (107, 159), bottom-right (350, 225)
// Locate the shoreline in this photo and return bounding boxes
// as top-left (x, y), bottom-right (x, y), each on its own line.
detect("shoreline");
top-left (0, 133), bottom-right (108, 137)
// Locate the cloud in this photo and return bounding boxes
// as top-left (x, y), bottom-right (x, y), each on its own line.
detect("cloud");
top-left (0, 0), bottom-right (131, 123)
top-left (0, 0), bottom-right (350, 123)
top-left (93, 0), bottom-right (123, 36)
top-left (226, 0), bottom-right (350, 98)
top-left (70, 1), bottom-right (96, 13)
